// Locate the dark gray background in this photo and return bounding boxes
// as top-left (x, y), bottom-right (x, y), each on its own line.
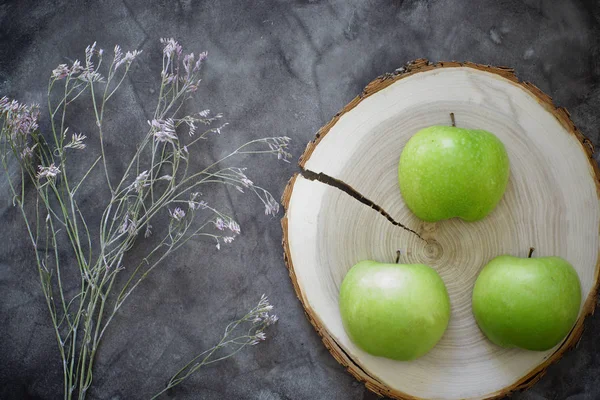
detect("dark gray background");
top-left (2, 0), bottom-right (600, 399)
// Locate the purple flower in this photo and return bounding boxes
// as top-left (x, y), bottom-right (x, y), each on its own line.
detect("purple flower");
top-left (20, 144), bottom-right (37, 159)
top-left (115, 50), bottom-right (142, 69)
top-left (263, 195), bottom-right (279, 216)
top-left (85, 42), bottom-right (97, 63)
top-left (51, 64), bottom-right (70, 80)
top-left (150, 118), bottom-right (177, 143)
top-left (1, 99), bottom-right (40, 142)
top-left (190, 199), bottom-right (208, 210)
top-left (113, 45), bottom-right (123, 67)
top-left (228, 220), bottom-right (240, 234)
top-left (169, 207), bottom-right (186, 221)
top-left (160, 38), bottom-right (183, 76)
top-left (188, 195), bottom-right (208, 210)
top-left (71, 60), bottom-right (84, 75)
top-left (119, 216), bottom-right (129, 234)
top-left (161, 38), bottom-right (182, 58)
top-left (264, 136), bottom-right (292, 162)
top-left (37, 164), bottom-right (61, 180)
top-left (64, 133), bottom-right (86, 150)
top-left (185, 120), bottom-right (196, 136)
top-left (78, 70), bottom-right (104, 83)
top-left (182, 53), bottom-right (195, 77)
top-left (196, 51), bottom-right (207, 69)
top-left (214, 217), bottom-right (225, 230)
top-left (131, 170), bottom-right (149, 192)
top-left (182, 51), bottom-right (207, 79)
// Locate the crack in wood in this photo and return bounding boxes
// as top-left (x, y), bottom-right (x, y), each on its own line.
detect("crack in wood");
top-left (301, 169), bottom-right (424, 241)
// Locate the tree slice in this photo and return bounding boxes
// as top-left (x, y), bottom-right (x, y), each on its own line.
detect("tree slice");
top-left (281, 60), bottom-right (600, 400)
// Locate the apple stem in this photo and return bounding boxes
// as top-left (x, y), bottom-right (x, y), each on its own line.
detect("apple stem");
top-left (395, 250), bottom-right (401, 264)
top-left (528, 247), bottom-right (535, 258)
top-left (450, 112), bottom-right (456, 127)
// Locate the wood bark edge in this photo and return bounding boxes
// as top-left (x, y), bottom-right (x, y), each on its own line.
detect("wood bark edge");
top-left (281, 59), bottom-right (600, 400)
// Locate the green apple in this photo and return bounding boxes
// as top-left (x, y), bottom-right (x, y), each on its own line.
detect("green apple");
top-left (339, 260), bottom-right (450, 360)
top-left (472, 255), bottom-right (581, 351)
top-left (398, 125), bottom-right (510, 222)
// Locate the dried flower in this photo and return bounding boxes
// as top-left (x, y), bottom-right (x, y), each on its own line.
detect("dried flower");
top-left (51, 64), bottom-right (70, 80)
top-left (211, 217), bottom-right (239, 234)
top-left (71, 60), bottom-right (84, 75)
top-left (116, 50), bottom-right (142, 69)
top-left (187, 79), bottom-right (202, 93)
top-left (20, 144), bottom-right (37, 159)
top-left (0, 98), bottom-right (39, 140)
top-left (64, 133), bottom-right (87, 150)
top-left (189, 199), bottom-right (208, 210)
top-left (263, 194), bottom-right (279, 216)
top-left (85, 42), bottom-right (97, 68)
top-left (228, 220), bottom-right (240, 234)
top-left (150, 118), bottom-right (177, 143)
top-left (214, 217), bottom-right (225, 230)
top-left (231, 168), bottom-right (254, 188)
top-left (130, 170), bottom-right (149, 192)
top-left (246, 295), bottom-right (278, 347)
top-left (182, 51), bottom-right (207, 79)
top-left (0, 39), bottom-right (287, 399)
top-left (144, 223), bottom-right (153, 238)
top-left (79, 70), bottom-right (104, 83)
top-left (160, 38), bottom-right (183, 78)
top-left (267, 136), bottom-right (292, 162)
top-left (197, 51), bottom-right (208, 65)
top-left (169, 207), bottom-right (186, 221)
top-left (161, 38), bottom-right (183, 58)
top-left (188, 123), bottom-right (197, 136)
top-left (113, 45), bottom-right (123, 66)
top-left (212, 123), bottom-right (228, 135)
top-left (119, 213), bottom-right (138, 236)
top-left (119, 214), bottom-right (129, 234)
top-left (37, 163), bottom-right (61, 180)
top-left (182, 53), bottom-right (195, 77)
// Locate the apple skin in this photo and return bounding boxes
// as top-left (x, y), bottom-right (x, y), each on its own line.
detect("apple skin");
top-left (472, 255), bottom-right (581, 351)
top-left (339, 260), bottom-right (451, 361)
top-left (398, 126), bottom-right (510, 222)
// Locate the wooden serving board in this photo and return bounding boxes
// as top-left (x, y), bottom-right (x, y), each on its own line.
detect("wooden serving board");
top-left (281, 59), bottom-right (600, 400)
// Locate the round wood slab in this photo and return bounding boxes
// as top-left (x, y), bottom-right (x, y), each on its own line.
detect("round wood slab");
top-left (281, 59), bottom-right (600, 400)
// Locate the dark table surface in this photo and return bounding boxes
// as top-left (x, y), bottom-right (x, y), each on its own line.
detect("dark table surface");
top-left (1, 1), bottom-right (600, 399)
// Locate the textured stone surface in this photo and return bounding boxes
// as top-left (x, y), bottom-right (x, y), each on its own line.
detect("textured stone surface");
top-left (1, 1), bottom-right (599, 399)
